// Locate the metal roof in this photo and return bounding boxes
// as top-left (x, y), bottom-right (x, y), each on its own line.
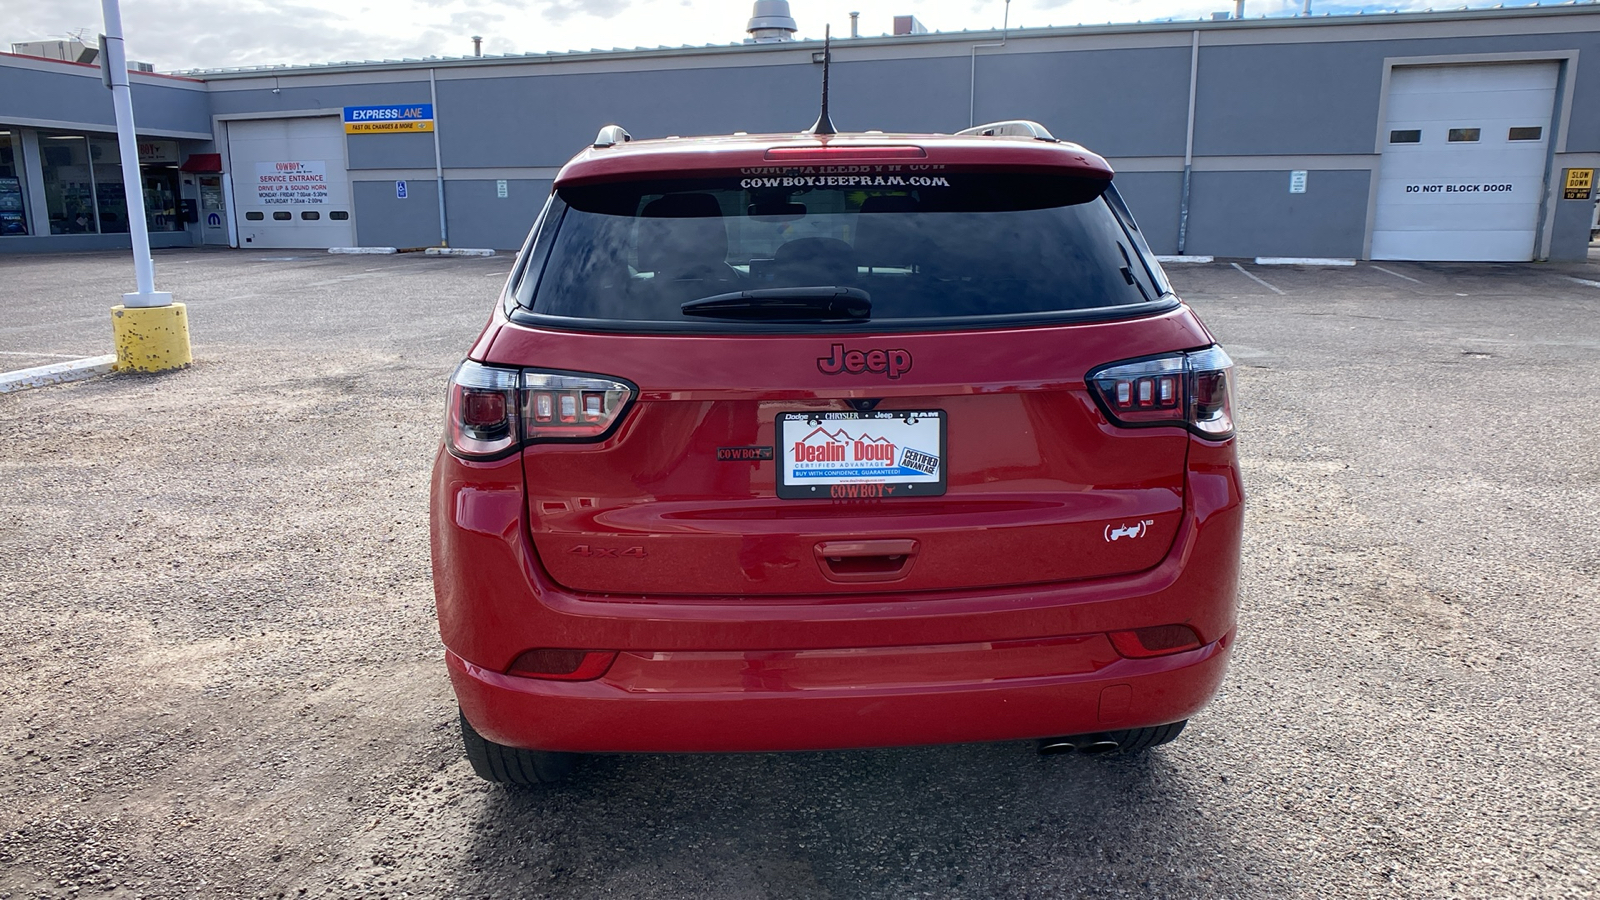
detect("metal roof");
top-left (169, 3), bottom-right (1600, 80)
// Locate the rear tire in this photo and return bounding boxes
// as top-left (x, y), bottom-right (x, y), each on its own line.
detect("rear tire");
top-left (459, 710), bottom-right (576, 785)
top-left (1106, 719), bottom-right (1187, 754)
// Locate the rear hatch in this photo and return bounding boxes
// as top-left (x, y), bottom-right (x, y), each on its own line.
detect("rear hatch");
top-left (488, 138), bottom-right (1203, 597)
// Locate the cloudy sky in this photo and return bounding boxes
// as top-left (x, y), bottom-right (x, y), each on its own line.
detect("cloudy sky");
top-left (0, 0), bottom-right (1545, 72)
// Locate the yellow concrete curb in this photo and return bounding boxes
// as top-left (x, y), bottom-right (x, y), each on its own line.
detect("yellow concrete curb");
top-left (112, 303), bottom-right (193, 373)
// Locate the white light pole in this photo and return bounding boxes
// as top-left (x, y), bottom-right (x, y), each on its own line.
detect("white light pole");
top-left (100, 0), bottom-right (167, 307)
top-left (100, 0), bottom-right (191, 371)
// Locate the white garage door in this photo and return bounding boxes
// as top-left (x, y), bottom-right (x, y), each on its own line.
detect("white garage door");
top-left (1371, 62), bottom-right (1559, 261)
top-left (226, 117), bottom-right (355, 249)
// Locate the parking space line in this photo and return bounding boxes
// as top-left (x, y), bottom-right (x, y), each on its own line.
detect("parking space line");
top-left (0, 350), bottom-right (92, 359)
top-left (1230, 262), bottom-right (1284, 295)
top-left (0, 354), bottom-right (118, 393)
top-left (1255, 257), bottom-right (1355, 266)
top-left (1566, 276), bottom-right (1600, 289)
top-left (1371, 265), bottom-right (1424, 285)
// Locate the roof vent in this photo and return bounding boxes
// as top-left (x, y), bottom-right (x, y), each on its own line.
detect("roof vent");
top-left (893, 15), bottom-right (929, 36)
top-left (747, 1), bottom-right (798, 43)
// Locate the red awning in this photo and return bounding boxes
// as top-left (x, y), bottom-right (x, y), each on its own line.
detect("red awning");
top-left (179, 153), bottom-right (222, 173)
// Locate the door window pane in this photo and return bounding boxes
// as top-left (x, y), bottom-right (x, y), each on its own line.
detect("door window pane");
top-left (1508, 127), bottom-right (1543, 142)
top-left (1389, 129), bottom-right (1421, 144)
top-left (40, 134), bottom-right (97, 234)
top-left (1447, 128), bottom-right (1481, 143)
top-left (199, 176), bottom-right (224, 212)
top-left (142, 166), bottom-right (182, 232)
top-left (0, 130), bottom-right (29, 236)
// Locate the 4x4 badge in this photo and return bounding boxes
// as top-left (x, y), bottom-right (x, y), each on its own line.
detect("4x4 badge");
top-left (1104, 520), bottom-right (1155, 542)
top-left (817, 343), bottom-right (913, 379)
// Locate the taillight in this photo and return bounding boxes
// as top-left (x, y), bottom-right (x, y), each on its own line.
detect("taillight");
top-left (764, 145), bottom-right (927, 160)
top-left (445, 361), bottom-right (635, 459)
top-left (521, 372), bottom-right (633, 441)
top-left (446, 362), bottom-right (520, 458)
top-left (1087, 345), bottom-right (1235, 439)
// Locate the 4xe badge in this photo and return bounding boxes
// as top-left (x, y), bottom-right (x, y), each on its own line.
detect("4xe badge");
top-left (1104, 520), bottom-right (1154, 542)
top-left (818, 343), bottom-right (913, 379)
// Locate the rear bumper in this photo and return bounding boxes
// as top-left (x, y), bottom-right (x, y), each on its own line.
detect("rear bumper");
top-left (450, 631), bottom-right (1232, 753)
top-left (432, 435), bottom-right (1242, 753)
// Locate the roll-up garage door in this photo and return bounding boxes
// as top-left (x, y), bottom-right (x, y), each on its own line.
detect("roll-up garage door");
top-left (1371, 62), bottom-right (1559, 261)
top-left (226, 117), bottom-right (355, 249)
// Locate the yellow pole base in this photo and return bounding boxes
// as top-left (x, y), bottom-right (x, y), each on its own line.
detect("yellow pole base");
top-left (112, 303), bottom-right (193, 373)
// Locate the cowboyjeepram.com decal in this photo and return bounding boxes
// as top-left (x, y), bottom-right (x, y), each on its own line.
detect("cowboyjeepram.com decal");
top-left (740, 175), bottom-right (951, 189)
top-left (737, 164), bottom-right (952, 190)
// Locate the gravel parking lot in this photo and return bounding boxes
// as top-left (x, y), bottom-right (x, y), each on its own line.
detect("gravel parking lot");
top-left (1, 248), bottom-right (1597, 899)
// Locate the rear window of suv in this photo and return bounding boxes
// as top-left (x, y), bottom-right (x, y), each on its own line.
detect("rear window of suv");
top-left (513, 171), bottom-right (1169, 331)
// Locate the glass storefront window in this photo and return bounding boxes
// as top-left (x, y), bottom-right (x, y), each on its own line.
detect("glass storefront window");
top-left (0, 130), bottom-right (28, 236)
top-left (38, 132), bottom-right (187, 235)
top-left (90, 138), bottom-right (128, 234)
top-left (40, 133), bottom-right (98, 234)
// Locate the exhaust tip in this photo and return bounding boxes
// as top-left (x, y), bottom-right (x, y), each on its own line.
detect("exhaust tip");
top-left (1038, 733), bottom-right (1121, 756)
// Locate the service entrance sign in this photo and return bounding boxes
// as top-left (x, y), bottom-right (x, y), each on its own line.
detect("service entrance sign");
top-left (255, 161), bottom-right (330, 205)
top-left (1565, 168), bottom-right (1594, 201)
top-left (343, 104), bottom-right (434, 134)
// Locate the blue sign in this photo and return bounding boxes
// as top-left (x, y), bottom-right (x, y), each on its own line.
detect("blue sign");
top-left (396, 180), bottom-right (408, 200)
top-left (343, 104), bottom-right (433, 123)
top-left (206, 212), bottom-right (221, 227)
top-left (343, 104), bottom-right (435, 133)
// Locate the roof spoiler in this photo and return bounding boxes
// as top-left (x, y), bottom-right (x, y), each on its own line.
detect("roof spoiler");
top-left (956, 120), bottom-right (1058, 142)
top-left (593, 124), bottom-right (632, 149)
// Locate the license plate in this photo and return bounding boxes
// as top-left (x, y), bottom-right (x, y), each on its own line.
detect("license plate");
top-left (776, 410), bottom-right (946, 499)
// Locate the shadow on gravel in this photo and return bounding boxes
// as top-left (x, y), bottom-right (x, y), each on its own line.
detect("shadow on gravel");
top-left (449, 739), bottom-right (1260, 898)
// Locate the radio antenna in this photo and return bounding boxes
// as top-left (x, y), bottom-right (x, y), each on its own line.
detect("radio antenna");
top-left (808, 25), bottom-right (838, 135)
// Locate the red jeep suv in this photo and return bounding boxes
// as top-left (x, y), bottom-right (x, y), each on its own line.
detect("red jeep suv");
top-left (431, 120), bottom-right (1242, 784)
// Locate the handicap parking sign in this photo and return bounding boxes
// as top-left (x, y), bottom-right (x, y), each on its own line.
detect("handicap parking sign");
top-left (396, 180), bottom-right (408, 199)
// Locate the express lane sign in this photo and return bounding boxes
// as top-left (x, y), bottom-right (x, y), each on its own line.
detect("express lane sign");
top-left (343, 104), bottom-right (434, 134)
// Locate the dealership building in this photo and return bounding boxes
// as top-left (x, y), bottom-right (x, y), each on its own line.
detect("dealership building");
top-left (1, 4), bottom-right (1598, 260)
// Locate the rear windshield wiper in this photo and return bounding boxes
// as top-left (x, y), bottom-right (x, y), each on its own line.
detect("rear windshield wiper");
top-left (1117, 242), bottom-right (1153, 302)
top-left (680, 287), bottom-right (871, 321)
